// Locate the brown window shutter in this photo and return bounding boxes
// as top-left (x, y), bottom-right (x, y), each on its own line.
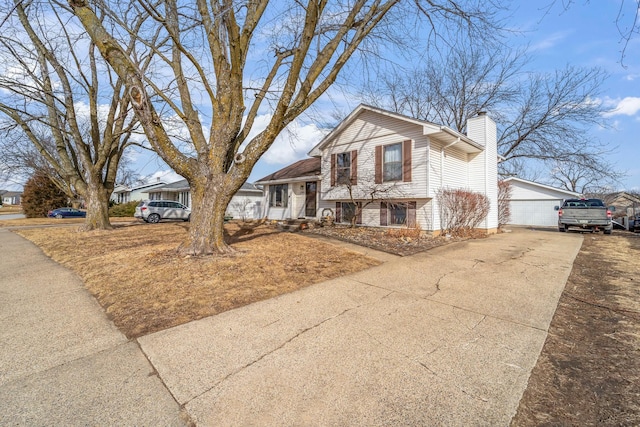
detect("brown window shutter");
top-left (356, 202), bottom-right (362, 224)
top-left (380, 202), bottom-right (387, 226)
top-left (407, 201), bottom-right (417, 228)
top-left (375, 146), bottom-right (382, 184)
top-left (336, 202), bottom-right (341, 223)
top-left (403, 140), bottom-right (412, 182)
top-left (350, 150), bottom-right (357, 185)
top-left (331, 154), bottom-right (336, 187)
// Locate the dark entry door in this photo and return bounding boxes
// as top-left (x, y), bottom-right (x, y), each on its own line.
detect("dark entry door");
top-left (305, 181), bottom-right (317, 217)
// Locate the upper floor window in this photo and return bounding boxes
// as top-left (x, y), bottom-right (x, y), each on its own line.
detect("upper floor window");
top-left (336, 152), bottom-right (351, 184)
top-left (383, 143), bottom-right (403, 182)
top-left (331, 150), bottom-right (357, 186)
top-left (375, 140), bottom-right (412, 184)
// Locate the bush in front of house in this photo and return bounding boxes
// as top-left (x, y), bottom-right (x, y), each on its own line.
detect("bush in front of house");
top-left (21, 171), bottom-right (68, 218)
top-left (437, 188), bottom-right (490, 236)
top-left (108, 201), bottom-right (139, 217)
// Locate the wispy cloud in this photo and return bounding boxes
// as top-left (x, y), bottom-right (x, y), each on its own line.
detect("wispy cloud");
top-left (602, 97), bottom-right (640, 117)
top-left (530, 30), bottom-right (572, 51)
top-left (261, 117), bottom-right (328, 165)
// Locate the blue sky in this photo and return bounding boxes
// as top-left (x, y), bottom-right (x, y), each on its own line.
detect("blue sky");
top-left (2, 1), bottom-right (638, 192)
top-left (507, 0), bottom-right (640, 190)
top-left (247, 1), bottom-right (639, 190)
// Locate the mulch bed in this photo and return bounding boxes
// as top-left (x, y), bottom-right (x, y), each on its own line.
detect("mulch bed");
top-left (303, 224), bottom-right (476, 256)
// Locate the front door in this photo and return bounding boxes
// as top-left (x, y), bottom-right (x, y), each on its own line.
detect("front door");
top-left (305, 181), bottom-right (317, 217)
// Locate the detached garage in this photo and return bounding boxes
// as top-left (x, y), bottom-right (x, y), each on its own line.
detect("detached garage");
top-left (504, 177), bottom-right (580, 227)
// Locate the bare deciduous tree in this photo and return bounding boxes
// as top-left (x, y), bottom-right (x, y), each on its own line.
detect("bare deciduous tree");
top-left (548, 154), bottom-right (620, 194)
top-left (362, 40), bottom-right (619, 185)
top-left (67, 0), bottom-right (503, 255)
top-left (0, 1), bottom-right (146, 230)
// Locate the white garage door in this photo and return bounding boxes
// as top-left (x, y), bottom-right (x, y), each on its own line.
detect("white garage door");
top-left (509, 199), bottom-right (561, 227)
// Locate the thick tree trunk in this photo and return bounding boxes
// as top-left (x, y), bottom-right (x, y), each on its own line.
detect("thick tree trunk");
top-left (178, 180), bottom-right (234, 256)
top-left (81, 183), bottom-right (112, 231)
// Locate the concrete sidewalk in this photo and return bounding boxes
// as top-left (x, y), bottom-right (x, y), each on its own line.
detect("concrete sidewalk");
top-left (0, 228), bottom-right (186, 425)
top-left (0, 226), bottom-right (584, 426)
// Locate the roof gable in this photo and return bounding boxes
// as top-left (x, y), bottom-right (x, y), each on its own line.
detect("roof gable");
top-left (605, 191), bottom-right (640, 206)
top-left (307, 104), bottom-right (482, 156)
top-left (504, 177), bottom-right (581, 199)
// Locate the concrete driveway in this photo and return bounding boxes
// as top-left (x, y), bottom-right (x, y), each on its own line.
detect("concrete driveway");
top-left (0, 226), bottom-right (583, 426)
top-left (138, 228), bottom-right (583, 426)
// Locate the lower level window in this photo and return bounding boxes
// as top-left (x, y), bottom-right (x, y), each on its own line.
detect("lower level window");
top-left (388, 203), bottom-right (407, 225)
top-left (381, 201), bottom-right (416, 227)
top-left (340, 202), bottom-right (356, 223)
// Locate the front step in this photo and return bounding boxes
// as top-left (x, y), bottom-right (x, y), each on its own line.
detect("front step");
top-left (276, 219), bottom-right (312, 232)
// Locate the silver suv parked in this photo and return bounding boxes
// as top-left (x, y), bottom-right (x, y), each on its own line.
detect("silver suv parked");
top-left (135, 200), bottom-right (191, 223)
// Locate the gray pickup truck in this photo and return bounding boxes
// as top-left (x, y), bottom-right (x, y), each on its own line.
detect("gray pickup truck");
top-left (555, 198), bottom-right (614, 234)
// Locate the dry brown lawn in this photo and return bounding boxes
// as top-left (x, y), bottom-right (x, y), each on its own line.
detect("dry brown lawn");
top-left (0, 205), bottom-right (23, 214)
top-left (10, 220), bottom-right (380, 338)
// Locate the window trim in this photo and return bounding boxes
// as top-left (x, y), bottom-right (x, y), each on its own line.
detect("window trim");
top-left (375, 140), bottom-right (412, 184)
top-left (336, 201), bottom-right (362, 224)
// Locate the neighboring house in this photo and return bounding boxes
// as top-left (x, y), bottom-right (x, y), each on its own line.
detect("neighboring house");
top-left (1, 190), bottom-right (22, 205)
top-left (225, 183), bottom-right (264, 220)
top-left (503, 177), bottom-right (580, 227)
top-left (597, 191), bottom-right (640, 229)
top-left (110, 181), bottom-right (167, 204)
top-left (146, 179), bottom-right (192, 206)
top-left (256, 104), bottom-right (499, 234)
top-left (147, 179), bottom-right (264, 219)
top-left (601, 191), bottom-right (640, 218)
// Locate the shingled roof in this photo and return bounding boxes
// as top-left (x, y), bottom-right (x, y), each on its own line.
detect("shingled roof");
top-left (256, 158), bottom-right (321, 183)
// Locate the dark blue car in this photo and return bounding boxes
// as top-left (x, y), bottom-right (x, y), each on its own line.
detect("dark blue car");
top-left (47, 208), bottom-right (86, 218)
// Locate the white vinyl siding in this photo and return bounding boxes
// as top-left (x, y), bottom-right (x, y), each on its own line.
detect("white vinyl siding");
top-left (441, 147), bottom-right (469, 188)
top-left (321, 110), bottom-right (428, 201)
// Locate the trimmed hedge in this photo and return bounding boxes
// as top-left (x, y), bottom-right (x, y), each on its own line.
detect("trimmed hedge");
top-left (109, 201), bottom-right (139, 217)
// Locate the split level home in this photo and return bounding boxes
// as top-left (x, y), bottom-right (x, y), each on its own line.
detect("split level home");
top-left (256, 104), bottom-right (499, 234)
